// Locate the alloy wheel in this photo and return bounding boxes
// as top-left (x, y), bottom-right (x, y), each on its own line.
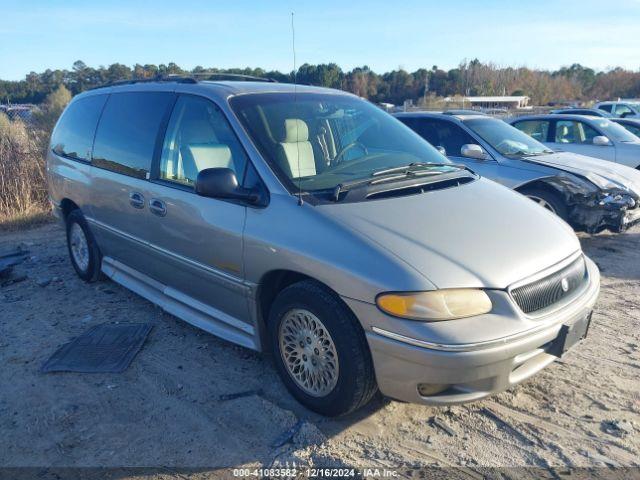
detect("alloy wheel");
top-left (278, 308), bottom-right (339, 397)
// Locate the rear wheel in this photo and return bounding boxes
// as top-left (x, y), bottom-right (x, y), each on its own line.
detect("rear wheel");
top-left (66, 209), bottom-right (102, 282)
top-left (268, 280), bottom-right (377, 416)
top-left (520, 187), bottom-right (569, 222)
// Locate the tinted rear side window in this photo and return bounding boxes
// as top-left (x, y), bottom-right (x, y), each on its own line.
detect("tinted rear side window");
top-left (400, 118), bottom-right (475, 156)
top-left (598, 104), bottom-right (612, 113)
top-left (51, 95), bottom-right (107, 161)
top-left (93, 92), bottom-right (174, 179)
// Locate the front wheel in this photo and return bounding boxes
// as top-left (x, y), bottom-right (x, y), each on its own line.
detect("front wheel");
top-left (520, 187), bottom-right (569, 222)
top-left (269, 280), bottom-right (377, 416)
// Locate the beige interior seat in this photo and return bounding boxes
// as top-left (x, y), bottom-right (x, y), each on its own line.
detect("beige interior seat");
top-left (557, 125), bottom-right (571, 143)
top-left (276, 119), bottom-right (316, 178)
top-left (186, 144), bottom-right (233, 171)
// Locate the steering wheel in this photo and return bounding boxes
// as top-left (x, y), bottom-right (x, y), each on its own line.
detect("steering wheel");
top-left (333, 142), bottom-right (368, 165)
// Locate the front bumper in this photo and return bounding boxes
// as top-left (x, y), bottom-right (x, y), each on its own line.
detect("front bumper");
top-left (572, 197), bottom-right (640, 233)
top-left (344, 256), bottom-right (600, 405)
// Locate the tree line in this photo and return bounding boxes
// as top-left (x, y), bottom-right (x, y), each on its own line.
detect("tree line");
top-left (1, 59), bottom-right (639, 107)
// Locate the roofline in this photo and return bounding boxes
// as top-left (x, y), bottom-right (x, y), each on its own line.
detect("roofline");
top-left (510, 113), bottom-right (604, 120)
top-left (89, 72), bottom-right (278, 91)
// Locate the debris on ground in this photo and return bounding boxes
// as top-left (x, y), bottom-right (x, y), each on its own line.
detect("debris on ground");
top-left (480, 407), bottom-right (536, 446)
top-left (0, 247), bottom-right (29, 277)
top-left (41, 323), bottom-right (153, 373)
top-left (1, 274), bottom-right (27, 287)
top-left (601, 419), bottom-right (635, 438)
top-left (217, 389), bottom-right (264, 401)
top-left (430, 417), bottom-right (456, 436)
top-left (584, 450), bottom-right (621, 467)
top-left (271, 420), bottom-right (304, 448)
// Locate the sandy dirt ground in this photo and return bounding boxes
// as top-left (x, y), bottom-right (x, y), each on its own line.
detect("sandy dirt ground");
top-left (1, 222), bottom-right (639, 478)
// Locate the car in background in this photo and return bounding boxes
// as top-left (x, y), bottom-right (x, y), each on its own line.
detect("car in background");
top-left (595, 101), bottom-right (640, 118)
top-left (396, 112), bottom-right (640, 233)
top-left (509, 114), bottom-right (640, 169)
top-left (551, 108), bottom-right (614, 118)
top-left (442, 109), bottom-right (487, 116)
top-left (612, 118), bottom-right (640, 138)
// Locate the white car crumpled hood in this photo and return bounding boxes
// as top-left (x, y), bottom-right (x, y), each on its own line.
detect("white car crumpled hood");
top-left (321, 177), bottom-right (581, 289)
top-left (530, 152), bottom-right (640, 195)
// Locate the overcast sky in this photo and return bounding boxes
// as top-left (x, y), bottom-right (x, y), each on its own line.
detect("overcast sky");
top-left (1, 0), bottom-right (639, 80)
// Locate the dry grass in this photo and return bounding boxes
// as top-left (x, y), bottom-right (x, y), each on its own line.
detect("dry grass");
top-left (0, 113), bottom-right (52, 230)
top-left (0, 209), bottom-right (54, 232)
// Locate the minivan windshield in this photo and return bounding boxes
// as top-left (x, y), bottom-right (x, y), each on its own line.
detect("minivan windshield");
top-left (464, 117), bottom-right (553, 156)
top-left (230, 93), bottom-right (452, 194)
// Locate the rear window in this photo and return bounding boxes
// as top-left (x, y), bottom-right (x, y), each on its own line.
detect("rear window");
top-left (92, 92), bottom-right (174, 179)
top-left (51, 95), bottom-right (107, 161)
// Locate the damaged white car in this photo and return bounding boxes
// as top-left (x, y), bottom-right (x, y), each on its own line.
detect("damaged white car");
top-left (396, 112), bottom-right (640, 233)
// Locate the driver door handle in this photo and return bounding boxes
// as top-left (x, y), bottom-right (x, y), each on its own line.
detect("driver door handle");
top-left (129, 192), bottom-right (145, 209)
top-left (149, 198), bottom-right (167, 217)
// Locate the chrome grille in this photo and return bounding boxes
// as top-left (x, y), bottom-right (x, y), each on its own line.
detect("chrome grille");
top-left (511, 256), bottom-right (588, 314)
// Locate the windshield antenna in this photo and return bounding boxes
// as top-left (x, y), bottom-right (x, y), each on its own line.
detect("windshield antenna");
top-left (291, 11), bottom-right (303, 206)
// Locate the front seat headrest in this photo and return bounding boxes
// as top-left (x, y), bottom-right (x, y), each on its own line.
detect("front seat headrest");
top-left (283, 119), bottom-right (309, 143)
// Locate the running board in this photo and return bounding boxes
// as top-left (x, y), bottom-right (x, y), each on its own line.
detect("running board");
top-left (101, 256), bottom-right (257, 350)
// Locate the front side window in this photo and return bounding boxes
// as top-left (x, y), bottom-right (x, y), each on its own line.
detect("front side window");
top-left (511, 120), bottom-right (550, 142)
top-left (400, 118), bottom-right (476, 157)
top-left (465, 118), bottom-right (552, 156)
top-left (620, 122), bottom-right (640, 137)
top-left (159, 95), bottom-right (249, 186)
top-left (230, 93), bottom-right (447, 194)
top-left (92, 92), bottom-right (174, 179)
top-left (51, 95), bottom-right (107, 161)
top-left (554, 120), bottom-right (599, 144)
top-left (615, 104), bottom-right (634, 117)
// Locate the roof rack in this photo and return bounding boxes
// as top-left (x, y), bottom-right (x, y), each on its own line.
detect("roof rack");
top-left (91, 72), bottom-right (278, 90)
top-left (167, 72), bottom-right (278, 83)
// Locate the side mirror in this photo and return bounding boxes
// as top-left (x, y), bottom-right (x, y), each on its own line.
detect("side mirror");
top-left (460, 144), bottom-right (486, 160)
top-left (436, 146), bottom-right (447, 156)
top-left (195, 168), bottom-right (260, 204)
top-left (593, 135), bottom-right (611, 146)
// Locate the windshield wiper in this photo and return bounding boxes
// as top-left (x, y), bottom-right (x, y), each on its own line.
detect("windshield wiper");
top-left (372, 162), bottom-right (467, 176)
top-left (332, 163), bottom-right (469, 201)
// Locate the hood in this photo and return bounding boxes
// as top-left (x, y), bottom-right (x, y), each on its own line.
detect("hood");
top-left (318, 178), bottom-right (580, 289)
top-left (527, 151), bottom-right (640, 195)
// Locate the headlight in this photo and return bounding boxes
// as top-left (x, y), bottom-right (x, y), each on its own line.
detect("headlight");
top-left (376, 289), bottom-right (492, 321)
top-left (599, 193), bottom-right (636, 208)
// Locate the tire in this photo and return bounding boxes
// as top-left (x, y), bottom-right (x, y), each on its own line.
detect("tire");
top-left (268, 280), bottom-right (378, 416)
top-left (520, 187), bottom-right (569, 222)
top-left (65, 209), bottom-right (102, 282)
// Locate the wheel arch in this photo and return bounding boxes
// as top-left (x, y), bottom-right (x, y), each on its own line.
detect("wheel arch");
top-left (255, 269), bottom-right (359, 353)
top-left (59, 198), bottom-right (81, 220)
top-left (514, 177), bottom-right (566, 198)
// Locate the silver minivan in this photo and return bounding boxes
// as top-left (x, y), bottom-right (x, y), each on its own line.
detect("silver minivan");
top-left (47, 78), bottom-right (600, 416)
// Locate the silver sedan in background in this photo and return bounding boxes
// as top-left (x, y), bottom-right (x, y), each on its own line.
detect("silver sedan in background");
top-left (509, 114), bottom-right (640, 169)
top-left (396, 112), bottom-right (640, 233)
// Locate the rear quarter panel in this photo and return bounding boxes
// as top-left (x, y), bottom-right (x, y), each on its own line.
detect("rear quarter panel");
top-left (46, 151), bottom-right (93, 219)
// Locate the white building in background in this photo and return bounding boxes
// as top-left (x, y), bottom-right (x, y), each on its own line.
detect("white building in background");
top-left (464, 95), bottom-right (531, 110)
